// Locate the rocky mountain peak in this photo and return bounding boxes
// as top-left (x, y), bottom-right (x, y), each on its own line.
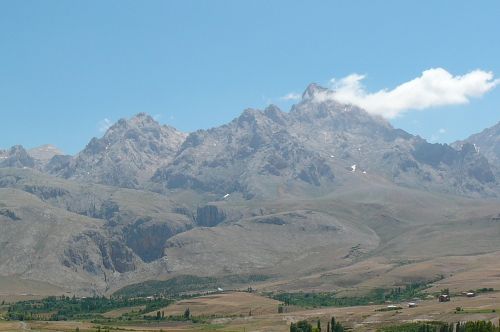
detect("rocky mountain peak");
top-left (455, 120), bottom-right (500, 167)
top-left (301, 83), bottom-right (328, 100)
top-left (48, 114), bottom-right (187, 188)
top-left (103, 113), bottom-right (161, 137)
top-left (8, 83), bottom-right (496, 199)
top-left (239, 108), bottom-right (261, 119)
top-left (264, 104), bottom-right (281, 114)
top-left (264, 104), bottom-right (287, 125)
top-left (0, 145), bottom-right (35, 168)
top-left (236, 108), bottom-right (276, 130)
top-left (8, 145), bottom-right (27, 154)
top-left (92, 112), bottom-right (186, 152)
top-left (129, 112), bottom-right (157, 125)
top-left (28, 144), bottom-right (64, 161)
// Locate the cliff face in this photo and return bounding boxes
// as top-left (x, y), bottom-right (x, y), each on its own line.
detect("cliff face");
top-left (151, 86), bottom-right (498, 198)
top-left (124, 218), bottom-right (190, 263)
top-left (455, 121), bottom-right (500, 168)
top-left (0, 145), bottom-right (35, 168)
top-left (0, 168), bottom-right (194, 293)
top-left (195, 205), bottom-right (226, 227)
top-left (152, 106), bottom-right (336, 199)
top-left (48, 113), bottom-right (187, 188)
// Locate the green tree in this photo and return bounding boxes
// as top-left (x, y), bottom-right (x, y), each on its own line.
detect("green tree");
top-left (330, 316), bottom-right (344, 332)
top-left (290, 320), bottom-right (313, 332)
top-left (183, 307), bottom-right (190, 320)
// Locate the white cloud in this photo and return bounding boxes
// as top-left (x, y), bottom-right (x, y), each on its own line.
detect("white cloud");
top-left (438, 128), bottom-right (446, 134)
top-left (98, 118), bottom-right (112, 133)
top-left (314, 68), bottom-right (499, 118)
top-left (280, 92), bottom-right (301, 101)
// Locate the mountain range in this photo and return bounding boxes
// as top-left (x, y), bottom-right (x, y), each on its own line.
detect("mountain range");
top-left (1, 83), bottom-right (500, 295)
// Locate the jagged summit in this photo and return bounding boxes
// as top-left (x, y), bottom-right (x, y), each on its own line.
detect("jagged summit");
top-left (455, 120), bottom-right (500, 167)
top-left (1, 84), bottom-right (498, 198)
top-left (105, 113), bottom-right (162, 134)
top-left (151, 90), bottom-right (498, 198)
top-left (134, 111), bottom-right (152, 119)
top-left (128, 112), bottom-right (159, 126)
top-left (0, 145), bottom-right (35, 168)
top-left (264, 104), bottom-right (287, 125)
top-left (47, 113), bottom-right (187, 188)
top-left (301, 82), bottom-right (328, 100)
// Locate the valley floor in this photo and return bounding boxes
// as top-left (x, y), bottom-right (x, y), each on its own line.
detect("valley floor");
top-left (1, 291), bottom-right (499, 332)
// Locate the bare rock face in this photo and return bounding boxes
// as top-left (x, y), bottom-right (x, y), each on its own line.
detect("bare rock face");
top-left (28, 144), bottom-right (64, 164)
top-left (49, 113), bottom-right (187, 188)
top-left (0, 145), bottom-right (35, 168)
top-left (0, 208), bottom-right (20, 221)
top-left (3, 83), bottom-right (493, 200)
top-left (0, 188), bottom-right (111, 292)
top-left (0, 144), bottom-right (65, 170)
top-left (455, 121), bottom-right (500, 167)
top-left (195, 205), bottom-right (226, 227)
top-left (124, 217), bottom-right (188, 263)
top-left (63, 231), bottom-right (137, 274)
top-left (151, 84), bottom-right (497, 198)
top-left (152, 106), bottom-right (336, 199)
top-left (0, 168), bottom-right (194, 293)
top-left (25, 84), bottom-right (498, 199)
top-left (412, 141), bottom-right (495, 184)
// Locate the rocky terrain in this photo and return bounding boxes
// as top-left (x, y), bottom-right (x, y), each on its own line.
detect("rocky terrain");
top-left (1, 83), bottom-right (500, 295)
top-left (48, 113), bottom-right (187, 188)
top-left (28, 144), bottom-right (64, 165)
top-left (150, 85), bottom-right (498, 199)
top-left (455, 120), bottom-right (500, 168)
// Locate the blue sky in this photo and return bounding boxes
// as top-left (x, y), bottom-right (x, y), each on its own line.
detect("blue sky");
top-left (1, 1), bottom-right (500, 154)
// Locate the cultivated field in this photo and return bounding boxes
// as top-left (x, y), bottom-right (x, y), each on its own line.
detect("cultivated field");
top-left (155, 292), bottom-right (281, 317)
top-left (1, 290), bottom-right (499, 331)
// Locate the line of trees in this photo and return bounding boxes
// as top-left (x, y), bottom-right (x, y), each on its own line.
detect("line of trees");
top-left (290, 316), bottom-right (345, 332)
top-left (276, 282), bottom-right (431, 309)
top-left (286, 308), bottom-right (499, 332)
top-left (6, 295), bottom-right (172, 321)
top-left (455, 321), bottom-right (500, 332)
top-left (379, 320), bottom-right (500, 332)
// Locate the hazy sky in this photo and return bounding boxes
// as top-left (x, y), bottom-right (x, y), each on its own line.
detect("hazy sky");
top-left (1, 1), bottom-right (500, 154)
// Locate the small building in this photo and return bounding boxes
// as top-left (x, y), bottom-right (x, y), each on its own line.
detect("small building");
top-left (466, 292), bottom-right (475, 297)
top-left (439, 294), bottom-right (450, 302)
top-left (408, 302), bottom-right (418, 308)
